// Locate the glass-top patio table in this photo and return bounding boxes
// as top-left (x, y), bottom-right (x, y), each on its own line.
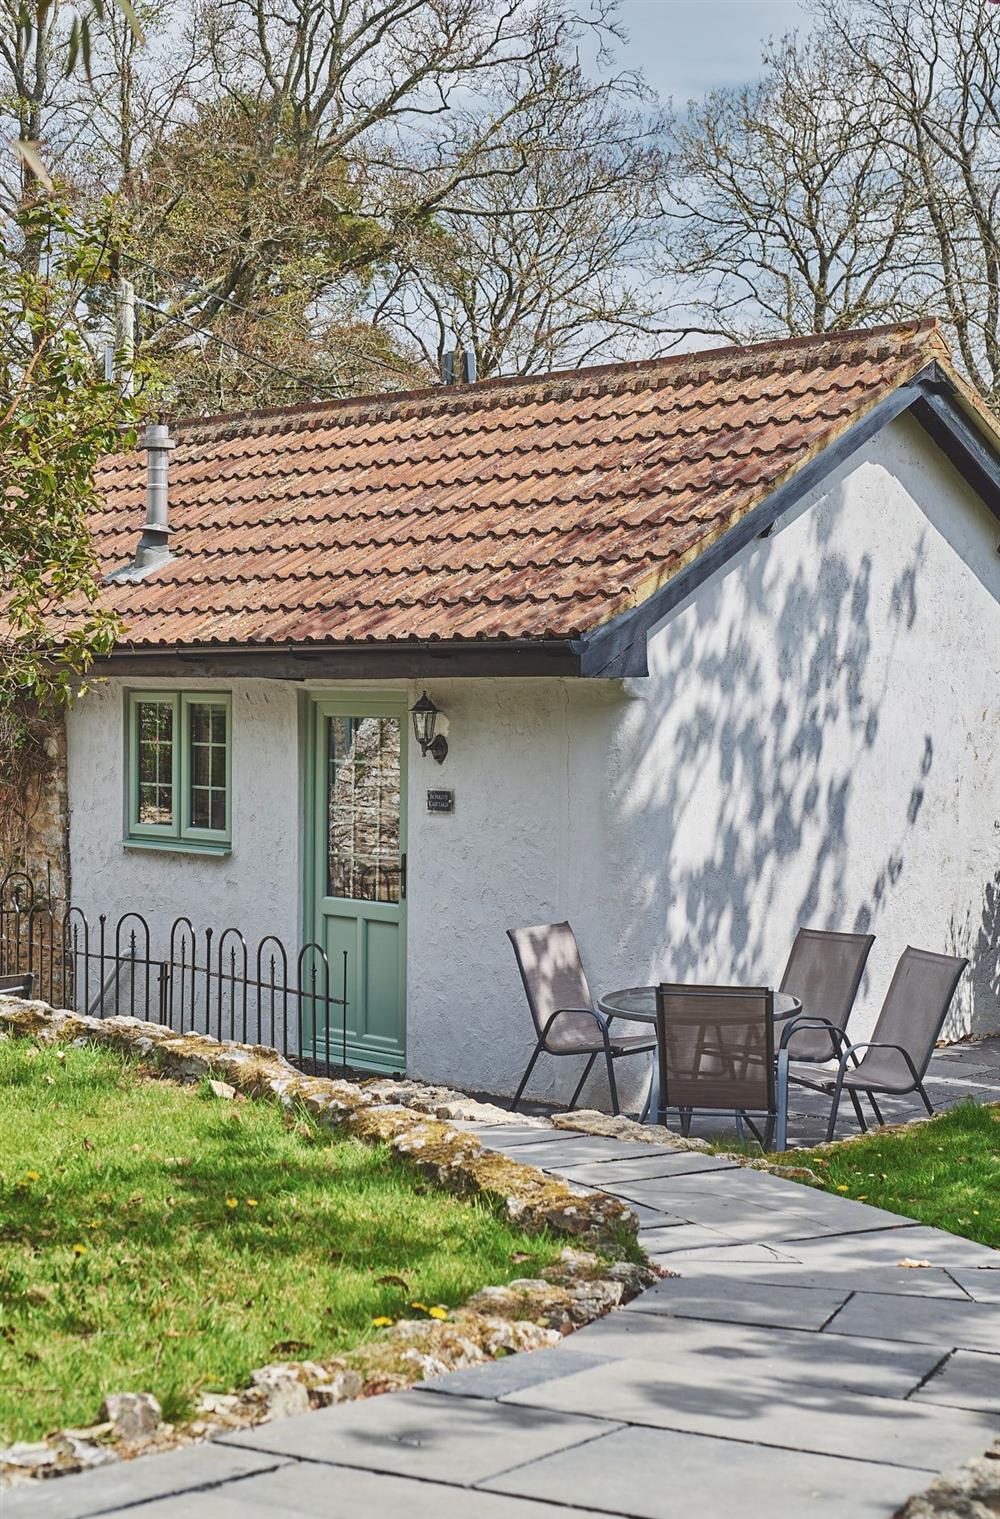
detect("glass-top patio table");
top-left (596, 986), bottom-right (802, 1127)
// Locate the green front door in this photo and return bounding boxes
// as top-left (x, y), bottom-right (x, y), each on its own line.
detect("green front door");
top-left (306, 694), bottom-right (407, 1072)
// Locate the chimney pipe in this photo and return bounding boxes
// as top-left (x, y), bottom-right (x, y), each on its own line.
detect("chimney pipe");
top-left (439, 345), bottom-right (476, 385)
top-left (108, 421), bottom-right (175, 582)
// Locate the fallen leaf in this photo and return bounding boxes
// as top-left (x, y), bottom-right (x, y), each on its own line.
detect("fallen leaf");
top-left (83, 1138), bottom-right (94, 1152)
top-left (897, 1258), bottom-right (934, 1269)
top-left (511, 1252), bottom-right (530, 1264)
top-left (376, 1274), bottom-right (408, 1289)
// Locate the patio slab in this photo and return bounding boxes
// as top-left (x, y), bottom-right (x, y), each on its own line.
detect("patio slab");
top-left (558, 1313), bottom-right (945, 1397)
top-left (500, 1358), bottom-right (1000, 1470)
top-left (109, 1465), bottom-right (601, 1518)
top-left (483, 1423), bottom-right (927, 1519)
top-left (1, 1445), bottom-right (289, 1519)
top-left (543, 1152), bottom-right (740, 1186)
top-left (909, 1349), bottom-right (1000, 1414)
top-left (824, 1289), bottom-right (1000, 1351)
top-left (219, 1390), bottom-right (618, 1485)
top-left (618, 1273), bottom-right (850, 1330)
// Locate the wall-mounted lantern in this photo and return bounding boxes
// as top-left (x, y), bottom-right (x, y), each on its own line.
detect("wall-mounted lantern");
top-left (410, 691), bottom-right (448, 764)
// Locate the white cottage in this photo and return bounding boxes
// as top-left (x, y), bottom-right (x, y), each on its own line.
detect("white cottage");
top-left (48, 319), bottom-right (1000, 1105)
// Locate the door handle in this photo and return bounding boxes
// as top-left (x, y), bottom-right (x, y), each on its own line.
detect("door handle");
top-left (400, 852), bottom-right (407, 900)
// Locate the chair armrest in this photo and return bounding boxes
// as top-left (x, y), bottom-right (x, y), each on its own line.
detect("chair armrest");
top-left (837, 1040), bottom-right (922, 1085)
top-left (539, 1007), bottom-right (608, 1045)
top-left (778, 1016), bottom-right (850, 1058)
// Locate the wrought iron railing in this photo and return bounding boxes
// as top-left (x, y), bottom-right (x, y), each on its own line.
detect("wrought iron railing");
top-left (0, 868), bottom-right (350, 1077)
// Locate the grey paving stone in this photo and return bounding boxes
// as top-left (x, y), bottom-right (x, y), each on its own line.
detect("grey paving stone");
top-left (220, 1390), bottom-right (617, 1485)
top-left (620, 1273), bottom-right (849, 1330)
top-left (545, 1152), bottom-right (738, 1187)
top-left (558, 1312), bottom-right (943, 1397)
top-left (483, 1422), bottom-right (927, 1518)
top-left (417, 1346), bottom-right (612, 1399)
top-left (634, 1222), bottom-right (745, 1255)
top-left (655, 1241), bottom-right (803, 1265)
top-left (0, 1445), bottom-right (289, 1518)
top-left (625, 1200), bottom-right (681, 1227)
top-left (771, 1226), bottom-right (1000, 1273)
top-left (449, 1123), bottom-right (563, 1145)
top-left (487, 1137), bottom-right (681, 1168)
top-left (910, 1349), bottom-right (1000, 1413)
top-left (500, 1357), bottom-right (1000, 1470)
top-left (112, 1464), bottom-right (599, 1518)
top-left (825, 1290), bottom-right (1000, 1352)
top-left (945, 1268), bottom-right (1000, 1302)
top-left (657, 1259), bottom-right (971, 1299)
top-left (610, 1168), bottom-right (916, 1243)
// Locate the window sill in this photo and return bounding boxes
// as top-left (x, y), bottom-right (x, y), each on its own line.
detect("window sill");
top-left (122, 838), bottom-right (232, 859)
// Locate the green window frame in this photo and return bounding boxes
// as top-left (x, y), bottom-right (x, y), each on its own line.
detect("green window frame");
top-left (126, 691), bottom-right (232, 853)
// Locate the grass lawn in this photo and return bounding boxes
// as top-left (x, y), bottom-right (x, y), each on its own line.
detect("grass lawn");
top-left (0, 1038), bottom-right (565, 1443)
top-left (768, 1100), bottom-right (1000, 1250)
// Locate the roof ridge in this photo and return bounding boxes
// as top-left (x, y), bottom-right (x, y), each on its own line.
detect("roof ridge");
top-left (153, 319), bottom-right (941, 440)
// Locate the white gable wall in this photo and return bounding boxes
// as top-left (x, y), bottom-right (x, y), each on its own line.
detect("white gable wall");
top-left (64, 410), bottom-right (1000, 1105)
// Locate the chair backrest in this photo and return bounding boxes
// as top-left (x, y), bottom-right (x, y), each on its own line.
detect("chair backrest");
top-left (866, 946), bottom-right (968, 1079)
top-left (779, 928), bottom-right (875, 1060)
top-left (656, 983), bottom-right (775, 1114)
top-left (507, 922), bottom-right (596, 1051)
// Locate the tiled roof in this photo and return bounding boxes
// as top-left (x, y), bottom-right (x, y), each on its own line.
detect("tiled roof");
top-left (76, 319), bottom-right (963, 649)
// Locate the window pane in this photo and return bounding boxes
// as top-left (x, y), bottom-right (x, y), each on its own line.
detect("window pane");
top-left (326, 715), bottom-right (401, 902)
top-left (136, 701), bottom-right (173, 825)
top-left (187, 702), bottom-right (228, 835)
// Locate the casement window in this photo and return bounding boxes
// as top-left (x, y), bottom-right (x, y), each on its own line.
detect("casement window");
top-left (126, 691), bottom-right (231, 852)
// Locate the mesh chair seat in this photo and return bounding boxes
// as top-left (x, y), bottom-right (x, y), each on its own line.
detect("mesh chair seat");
top-left (786, 1054), bottom-right (915, 1095)
top-left (543, 1009), bottom-right (656, 1056)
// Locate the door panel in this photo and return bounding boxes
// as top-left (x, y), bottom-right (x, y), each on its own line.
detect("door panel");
top-left (306, 699), bottom-right (406, 1073)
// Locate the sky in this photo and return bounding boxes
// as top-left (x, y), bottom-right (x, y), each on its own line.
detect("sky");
top-left (613, 0), bottom-right (810, 100)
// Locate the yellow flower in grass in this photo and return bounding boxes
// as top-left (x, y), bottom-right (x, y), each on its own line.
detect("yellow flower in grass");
top-left (835, 1184), bottom-right (850, 1192)
top-left (71, 1243), bottom-right (87, 1256)
top-left (372, 1316), bottom-right (393, 1327)
top-left (23, 1171), bottom-right (40, 1183)
top-left (409, 1301), bottom-right (429, 1313)
top-left (225, 1197), bottom-right (238, 1209)
top-left (428, 1306), bottom-right (448, 1321)
top-left (246, 1198), bottom-right (258, 1208)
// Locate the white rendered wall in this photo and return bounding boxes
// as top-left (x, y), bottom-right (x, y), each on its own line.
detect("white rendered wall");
top-left (65, 411), bottom-right (1000, 1105)
top-left (611, 411), bottom-right (1000, 1062)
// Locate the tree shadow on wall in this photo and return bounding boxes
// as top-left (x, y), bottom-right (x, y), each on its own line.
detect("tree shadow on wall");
top-left (609, 502), bottom-right (942, 1028)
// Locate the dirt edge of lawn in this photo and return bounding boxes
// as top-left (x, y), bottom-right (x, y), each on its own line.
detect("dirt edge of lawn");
top-left (0, 996), bottom-right (660, 1486)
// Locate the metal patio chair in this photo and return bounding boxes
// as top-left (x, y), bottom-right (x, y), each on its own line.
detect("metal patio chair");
top-left (778, 945), bottom-right (968, 1143)
top-left (507, 922), bottom-right (655, 1115)
top-left (0, 972), bottom-right (35, 998)
top-left (654, 982), bottom-right (785, 1150)
top-left (778, 927), bottom-right (875, 1062)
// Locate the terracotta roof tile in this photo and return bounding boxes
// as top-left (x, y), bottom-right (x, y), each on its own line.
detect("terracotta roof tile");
top-left (55, 319), bottom-right (964, 649)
